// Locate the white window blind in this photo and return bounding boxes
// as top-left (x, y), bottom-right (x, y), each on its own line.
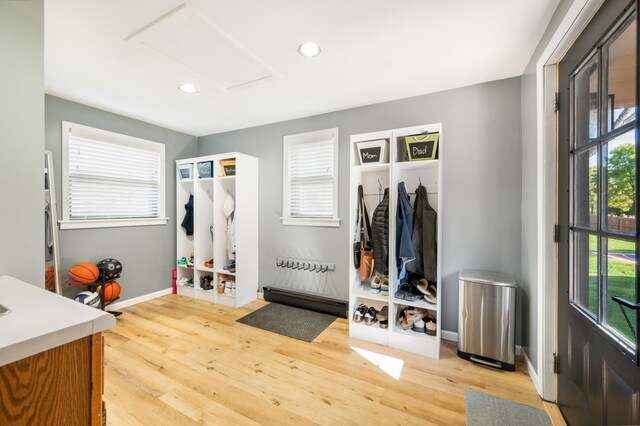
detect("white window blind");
top-left (61, 122), bottom-right (167, 229)
top-left (283, 128), bottom-right (339, 227)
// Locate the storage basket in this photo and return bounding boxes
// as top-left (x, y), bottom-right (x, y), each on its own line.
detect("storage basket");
top-left (356, 139), bottom-right (389, 165)
top-left (220, 159), bottom-right (236, 176)
top-left (405, 133), bottom-right (439, 161)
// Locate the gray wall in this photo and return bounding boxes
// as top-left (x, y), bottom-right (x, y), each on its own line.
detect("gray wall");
top-left (45, 95), bottom-right (198, 301)
top-left (0, 1), bottom-right (44, 285)
top-left (199, 77), bottom-right (523, 334)
top-left (520, 0), bottom-right (574, 372)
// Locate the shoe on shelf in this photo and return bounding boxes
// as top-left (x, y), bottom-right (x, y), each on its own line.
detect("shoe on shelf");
top-left (204, 259), bottom-right (214, 268)
top-left (230, 282), bottom-right (236, 295)
top-left (417, 279), bottom-right (437, 304)
top-left (424, 315), bottom-right (437, 336)
top-left (394, 282), bottom-right (410, 299)
top-left (223, 261), bottom-right (236, 273)
top-left (353, 304), bottom-right (367, 323)
top-left (364, 306), bottom-right (378, 325)
top-left (381, 277), bottom-right (389, 296)
top-left (412, 319), bottom-right (426, 333)
top-left (378, 305), bottom-right (389, 322)
top-left (178, 257), bottom-right (188, 266)
top-left (400, 308), bottom-right (425, 330)
top-left (370, 274), bottom-right (382, 294)
top-left (403, 283), bottom-right (423, 301)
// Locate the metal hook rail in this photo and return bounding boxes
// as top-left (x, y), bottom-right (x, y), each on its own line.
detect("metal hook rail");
top-left (275, 257), bottom-right (334, 273)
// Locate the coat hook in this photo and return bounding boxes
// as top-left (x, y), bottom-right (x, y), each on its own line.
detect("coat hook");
top-left (418, 176), bottom-right (422, 186)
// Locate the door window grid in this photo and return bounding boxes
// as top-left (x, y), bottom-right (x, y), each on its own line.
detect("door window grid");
top-left (569, 11), bottom-right (638, 352)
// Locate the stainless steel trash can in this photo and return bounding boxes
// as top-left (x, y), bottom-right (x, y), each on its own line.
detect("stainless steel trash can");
top-left (458, 270), bottom-right (517, 371)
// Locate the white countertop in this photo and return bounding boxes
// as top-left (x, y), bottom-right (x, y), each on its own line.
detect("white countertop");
top-left (0, 275), bottom-right (116, 367)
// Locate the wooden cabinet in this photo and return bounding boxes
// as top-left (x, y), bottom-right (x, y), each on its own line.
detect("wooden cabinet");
top-left (0, 333), bottom-right (105, 425)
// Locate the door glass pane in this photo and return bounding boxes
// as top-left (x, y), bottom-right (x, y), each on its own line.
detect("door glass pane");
top-left (605, 17), bottom-right (637, 132)
top-left (604, 130), bottom-right (636, 234)
top-left (573, 147), bottom-right (598, 229)
top-left (573, 55), bottom-right (599, 147)
top-left (573, 232), bottom-right (598, 318)
top-left (604, 238), bottom-right (637, 346)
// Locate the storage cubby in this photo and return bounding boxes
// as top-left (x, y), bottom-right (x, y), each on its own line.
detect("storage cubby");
top-left (176, 153), bottom-right (258, 308)
top-left (349, 124), bottom-right (443, 359)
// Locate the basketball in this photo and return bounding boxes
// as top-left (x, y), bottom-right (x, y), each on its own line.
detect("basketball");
top-left (67, 262), bottom-right (99, 287)
top-left (45, 263), bottom-right (55, 290)
top-left (74, 291), bottom-right (101, 307)
top-left (97, 281), bottom-right (121, 302)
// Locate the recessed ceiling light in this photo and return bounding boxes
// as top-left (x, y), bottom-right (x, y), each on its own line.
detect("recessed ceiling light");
top-left (297, 42), bottom-right (321, 57)
top-left (178, 83), bottom-right (198, 94)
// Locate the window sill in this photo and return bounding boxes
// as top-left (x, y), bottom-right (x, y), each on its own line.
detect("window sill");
top-left (59, 217), bottom-right (169, 230)
top-left (281, 217), bottom-right (340, 228)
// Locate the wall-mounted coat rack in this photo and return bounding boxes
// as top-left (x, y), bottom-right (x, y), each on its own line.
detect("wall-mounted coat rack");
top-left (275, 257), bottom-right (335, 273)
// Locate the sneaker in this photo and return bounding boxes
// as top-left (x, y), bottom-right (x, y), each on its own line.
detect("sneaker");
top-left (364, 306), bottom-right (378, 325)
top-left (224, 281), bottom-right (233, 295)
top-left (353, 304), bottom-right (367, 322)
top-left (424, 315), bottom-right (437, 336)
top-left (204, 259), bottom-right (214, 268)
top-left (230, 282), bottom-right (236, 295)
top-left (178, 257), bottom-right (188, 266)
top-left (381, 277), bottom-right (389, 296)
top-left (224, 261), bottom-right (236, 273)
top-left (412, 319), bottom-right (426, 333)
top-left (370, 274), bottom-right (381, 294)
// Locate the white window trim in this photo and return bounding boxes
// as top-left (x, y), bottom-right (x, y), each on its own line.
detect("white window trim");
top-left (60, 121), bottom-right (169, 230)
top-left (281, 128), bottom-right (340, 227)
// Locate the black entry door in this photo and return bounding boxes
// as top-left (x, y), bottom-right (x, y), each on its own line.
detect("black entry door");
top-left (558, 1), bottom-right (640, 424)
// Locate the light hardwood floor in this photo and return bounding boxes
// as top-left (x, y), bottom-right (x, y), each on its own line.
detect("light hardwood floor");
top-left (104, 295), bottom-right (564, 425)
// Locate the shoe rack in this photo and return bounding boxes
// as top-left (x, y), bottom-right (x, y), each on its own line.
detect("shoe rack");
top-left (175, 152), bottom-right (259, 308)
top-left (349, 124), bottom-right (443, 359)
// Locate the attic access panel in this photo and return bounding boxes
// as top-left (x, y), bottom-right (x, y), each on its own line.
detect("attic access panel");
top-left (126, 3), bottom-right (279, 91)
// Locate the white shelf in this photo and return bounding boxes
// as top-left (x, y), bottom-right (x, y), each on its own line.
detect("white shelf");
top-left (353, 284), bottom-right (389, 303)
top-left (178, 179), bottom-right (194, 183)
top-left (391, 325), bottom-right (438, 342)
top-left (176, 153), bottom-right (258, 308)
top-left (177, 264), bottom-right (193, 270)
top-left (391, 296), bottom-right (438, 311)
top-left (352, 163), bottom-right (390, 172)
top-left (349, 123), bottom-right (443, 360)
top-left (394, 159), bottom-right (439, 171)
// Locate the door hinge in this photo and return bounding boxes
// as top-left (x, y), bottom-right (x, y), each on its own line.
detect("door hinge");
top-left (553, 353), bottom-right (559, 374)
top-left (554, 224), bottom-right (560, 243)
top-left (553, 92), bottom-right (560, 112)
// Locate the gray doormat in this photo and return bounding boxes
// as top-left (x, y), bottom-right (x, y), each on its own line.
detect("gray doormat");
top-left (465, 389), bottom-right (552, 426)
top-left (237, 302), bottom-right (336, 342)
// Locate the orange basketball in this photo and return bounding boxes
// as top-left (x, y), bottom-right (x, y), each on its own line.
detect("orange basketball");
top-left (100, 281), bottom-right (121, 302)
top-left (67, 262), bottom-right (99, 287)
top-left (45, 264), bottom-right (55, 290)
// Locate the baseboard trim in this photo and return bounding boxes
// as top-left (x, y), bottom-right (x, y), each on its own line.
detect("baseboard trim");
top-left (523, 347), bottom-right (543, 395)
top-left (108, 287), bottom-right (173, 311)
top-left (441, 330), bottom-right (457, 342)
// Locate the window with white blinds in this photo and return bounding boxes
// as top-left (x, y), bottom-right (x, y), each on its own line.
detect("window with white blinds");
top-left (282, 128), bottom-right (340, 227)
top-left (60, 122), bottom-right (168, 229)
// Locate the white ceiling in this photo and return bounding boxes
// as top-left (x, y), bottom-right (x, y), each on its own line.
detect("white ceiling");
top-left (45, 0), bottom-right (560, 137)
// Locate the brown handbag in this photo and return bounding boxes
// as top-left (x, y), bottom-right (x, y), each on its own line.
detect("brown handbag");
top-left (357, 185), bottom-right (375, 281)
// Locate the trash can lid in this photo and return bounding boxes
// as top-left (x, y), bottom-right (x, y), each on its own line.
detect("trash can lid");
top-left (459, 270), bottom-right (517, 287)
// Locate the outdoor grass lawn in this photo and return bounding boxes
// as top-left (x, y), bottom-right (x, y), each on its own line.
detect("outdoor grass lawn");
top-left (587, 237), bottom-right (636, 343)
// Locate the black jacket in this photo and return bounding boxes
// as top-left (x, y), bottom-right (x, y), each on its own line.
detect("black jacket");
top-left (407, 184), bottom-right (437, 281)
top-left (371, 188), bottom-right (389, 275)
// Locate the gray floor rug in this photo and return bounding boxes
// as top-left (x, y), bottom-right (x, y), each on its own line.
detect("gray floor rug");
top-left (237, 302), bottom-right (337, 342)
top-left (465, 389), bottom-right (552, 426)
